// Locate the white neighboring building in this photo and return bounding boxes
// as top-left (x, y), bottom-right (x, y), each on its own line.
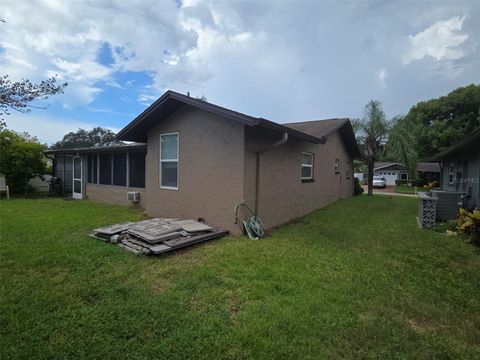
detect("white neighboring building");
top-left (354, 172), bottom-right (365, 182)
top-left (373, 162), bottom-right (441, 186)
top-left (28, 175), bottom-right (51, 193)
top-left (374, 163), bottom-right (408, 185)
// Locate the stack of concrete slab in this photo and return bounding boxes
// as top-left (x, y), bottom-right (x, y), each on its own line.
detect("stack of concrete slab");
top-left (91, 218), bottom-right (228, 255)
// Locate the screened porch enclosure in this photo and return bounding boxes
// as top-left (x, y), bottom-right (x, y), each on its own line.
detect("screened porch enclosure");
top-left (54, 155), bottom-right (73, 196)
top-left (53, 150), bottom-right (146, 199)
top-left (87, 151), bottom-right (146, 189)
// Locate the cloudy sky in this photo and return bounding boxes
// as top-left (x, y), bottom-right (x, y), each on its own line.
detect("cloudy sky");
top-left (1, 0), bottom-right (479, 144)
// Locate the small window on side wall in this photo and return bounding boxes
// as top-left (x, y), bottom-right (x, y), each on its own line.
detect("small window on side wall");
top-left (334, 159), bottom-right (340, 174)
top-left (301, 152), bottom-right (314, 181)
top-left (160, 133), bottom-right (179, 189)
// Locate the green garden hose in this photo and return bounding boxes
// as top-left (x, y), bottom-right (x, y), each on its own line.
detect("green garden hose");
top-left (234, 202), bottom-right (265, 240)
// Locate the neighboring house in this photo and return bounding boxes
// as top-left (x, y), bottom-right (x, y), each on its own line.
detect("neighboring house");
top-left (28, 175), bottom-right (52, 193)
top-left (430, 127), bottom-right (480, 211)
top-left (373, 162), bottom-right (440, 186)
top-left (417, 162), bottom-right (442, 183)
top-left (354, 172), bottom-right (365, 183)
top-left (45, 90), bottom-right (360, 234)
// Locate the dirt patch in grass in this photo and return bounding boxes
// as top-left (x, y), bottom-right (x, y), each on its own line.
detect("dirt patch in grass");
top-left (406, 318), bottom-right (438, 334)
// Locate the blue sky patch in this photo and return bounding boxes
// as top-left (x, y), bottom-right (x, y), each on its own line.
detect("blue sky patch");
top-left (97, 42), bottom-right (115, 67)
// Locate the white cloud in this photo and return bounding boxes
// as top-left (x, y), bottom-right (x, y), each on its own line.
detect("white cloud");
top-left (403, 16), bottom-right (468, 65)
top-left (377, 68), bottom-right (388, 87)
top-left (137, 94), bottom-right (158, 106)
top-left (0, 1), bottom-right (479, 123)
top-left (6, 113), bottom-right (120, 145)
top-left (0, 0), bottom-right (198, 108)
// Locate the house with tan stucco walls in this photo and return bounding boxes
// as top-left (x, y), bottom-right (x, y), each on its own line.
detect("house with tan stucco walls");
top-left (46, 90), bottom-right (361, 234)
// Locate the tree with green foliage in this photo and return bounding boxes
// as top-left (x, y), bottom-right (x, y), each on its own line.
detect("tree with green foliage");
top-left (387, 115), bottom-right (420, 180)
top-left (52, 127), bottom-right (122, 149)
top-left (0, 74), bottom-right (67, 127)
top-left (0, 128), bottom-right (48, 195)
top-left (404, 84), bottom-right (480, 160)
top-left (0, 19), bottom-right (67, 127)
top-left (353, 100), bottom-right (390, 196)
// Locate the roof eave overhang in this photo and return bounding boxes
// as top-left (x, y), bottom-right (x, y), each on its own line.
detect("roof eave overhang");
top-left (373, 163), bottom-right (402, 171)
top-left (337, 120), bottom-right (362, 159)
top-left (116, 90), bottom-right (324, 144)
top-left (44, 144), bottom-right (147, 155)
top-left (116, 91), bottom-right (258, 142)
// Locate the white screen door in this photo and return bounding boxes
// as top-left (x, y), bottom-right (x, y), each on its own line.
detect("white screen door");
top-left (72, 156), bottom-right (83, 199)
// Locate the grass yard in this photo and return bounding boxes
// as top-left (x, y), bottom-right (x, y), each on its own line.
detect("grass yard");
top-left (1, 196), bottom-right (479, 359)
top-left (395, 186), bottom-right (428, 195)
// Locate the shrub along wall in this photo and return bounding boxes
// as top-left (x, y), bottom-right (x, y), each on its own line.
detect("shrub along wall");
top-left (395, 179), bottom-right (426, 187)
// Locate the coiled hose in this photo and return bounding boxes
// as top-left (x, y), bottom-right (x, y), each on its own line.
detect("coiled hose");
top-left (234, 201), bottom-right (265, 240)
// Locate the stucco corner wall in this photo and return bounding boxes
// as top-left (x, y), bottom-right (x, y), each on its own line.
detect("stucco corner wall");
top-left (244, 129), bottom-right (354, 230)
top-left (86, 184), bottom-right (146, 209)
top-left (145, 107), bottom-right (246, 234)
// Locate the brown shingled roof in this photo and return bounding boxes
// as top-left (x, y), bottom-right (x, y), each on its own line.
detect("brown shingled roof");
top-left (284, 118), bottom-right (361, 159)
top-left (283, 118), bottom-right (349, 139)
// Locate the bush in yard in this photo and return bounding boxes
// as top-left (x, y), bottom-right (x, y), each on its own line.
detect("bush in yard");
top-left (354, 177), bottom-right (364, 196)
top-left (395, 179), bottom-right (410, 186)
top-left (0, 128), bottom-right (48, 195)
top-left (433, 219), bottom-right (458, 234)
top-left (457, 208), bottom-right (480, 245)
top-left (413, 179), bottom-right (426, 187)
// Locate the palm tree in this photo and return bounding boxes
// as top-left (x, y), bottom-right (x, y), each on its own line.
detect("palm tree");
top-left (387, 116), bottom-right (419, 181)
top-left (353, 100), bottom-right (390, 196)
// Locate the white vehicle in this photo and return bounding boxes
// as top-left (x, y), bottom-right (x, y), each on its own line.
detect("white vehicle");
top-left (372, 176), bottom-right (386, 188)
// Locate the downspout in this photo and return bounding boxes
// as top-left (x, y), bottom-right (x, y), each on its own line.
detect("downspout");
top-left (254, 132), bottom-right (289, 215)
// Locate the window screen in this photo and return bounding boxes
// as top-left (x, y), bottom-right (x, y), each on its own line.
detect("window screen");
top-left (334, 159), bottom-right (340, 174)
top-left (73, 157), bottom-right (82, 186)
top-left (92, 155), bottom-right (97, 184)
top-left (161, 162), bottom-right (178, 188)
top-left (87, 155), bottom-right (92, 183)
top-left (113, 153), bottom-right (127, 186)
top-left (160, 133), bottom-right (179, 188)
top-left (99, 154), bottom-right (112, 185)
top-left (87, 155), bottom-right (98, 183)
top-left (129, 152), bottom-right (145, 188)
top-left (301, 152), bottom-right (313, 179)
top-left (63, 156), bottom-right (73, 195)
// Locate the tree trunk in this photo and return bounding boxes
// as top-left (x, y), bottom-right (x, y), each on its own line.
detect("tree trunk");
top-left (367, 161), bottom-right (374, 196)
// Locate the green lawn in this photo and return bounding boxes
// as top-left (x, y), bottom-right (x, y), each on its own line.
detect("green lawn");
top-left (395, 186), bottom-right (428, 194)
top-left (1, 197), bottom-right (479, 359)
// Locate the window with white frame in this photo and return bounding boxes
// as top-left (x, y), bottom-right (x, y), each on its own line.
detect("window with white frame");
top-left (160, 133), bottom-right (179, 189)
top-left (301, 152), bottom-right (314, 180)
top-left (334, 159), bottom-right (340, 174)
